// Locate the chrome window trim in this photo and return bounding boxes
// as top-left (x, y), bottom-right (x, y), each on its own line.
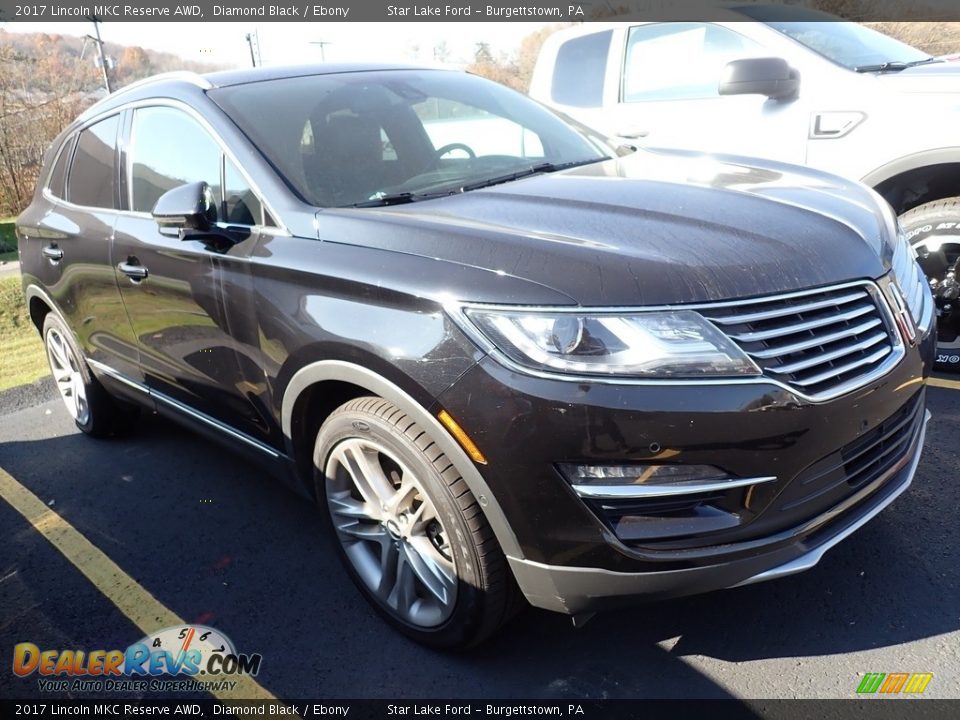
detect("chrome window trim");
top-left (55, 97), bottom-right (289, 236)
top-left (123, 99), bottom-right (288, 235)
top-left (42, 134), bottom-right (77, 201)
top-left (446, 279), bottom-right (907, 404)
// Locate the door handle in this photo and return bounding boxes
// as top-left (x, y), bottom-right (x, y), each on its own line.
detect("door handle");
top-left (118, 261), bottom-right (148, 281)
top-left (42, 245), bottom-right (64, 262)
top-left (617, 127), bottom-right (650, 139)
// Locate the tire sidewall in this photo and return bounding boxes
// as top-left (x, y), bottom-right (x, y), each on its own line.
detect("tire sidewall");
top-left (900, 203), bottom-right (960, 372)
top-left (42, 313), bottom-right (99, 435)
top-left (313, 404), bottom-right (489, 648)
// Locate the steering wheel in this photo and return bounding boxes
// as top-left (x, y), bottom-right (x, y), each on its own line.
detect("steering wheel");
top-left (435, 143), bottom-right (476, 160)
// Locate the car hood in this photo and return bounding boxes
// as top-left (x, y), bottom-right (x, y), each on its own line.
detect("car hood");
top-left (874, 62), bottom-right (960, 93)
top-left (319, 150), bottom-right (891, 307)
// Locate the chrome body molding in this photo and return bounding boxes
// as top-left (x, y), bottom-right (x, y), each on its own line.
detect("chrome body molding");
top-left (86, 358), bottom-right (282, 459)
top-left (572, 475), bottom-right (777, 500)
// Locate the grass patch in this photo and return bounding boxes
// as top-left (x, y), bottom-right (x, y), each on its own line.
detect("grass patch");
top-left (0, 275), bottom-right (48, 391)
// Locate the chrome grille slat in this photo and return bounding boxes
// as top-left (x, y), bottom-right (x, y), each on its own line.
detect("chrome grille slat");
top-left (725, 302), bottom-right (875, 342)
top-left (701, 282), bottom-right (898, 399)
top-left (768, 331), bottom-right (888, 375)
top-left (790, 346), bottom-right (891, 388)
top-left (748, 318), bottom-right (883, 359)
top-left (706, 291), bottom-right (865, 325)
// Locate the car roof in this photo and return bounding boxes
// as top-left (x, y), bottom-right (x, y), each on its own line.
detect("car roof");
top-left (75, 63), bottom-right (451, 125)
top-left (204, 63), bottom-right (439, 87)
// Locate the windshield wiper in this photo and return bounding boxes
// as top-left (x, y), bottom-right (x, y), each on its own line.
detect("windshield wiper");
top-left (855, 57), bottom-right (941, 73)
top-left (460, 157), bottom-right (605, 193)
top-left (347, 157), bottom-right (607, 207)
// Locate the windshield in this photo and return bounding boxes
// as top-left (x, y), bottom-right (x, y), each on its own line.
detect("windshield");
top-left (737, 6), bottom-right (931, 70)
top-left (209, 70), bottom-right (612, 208)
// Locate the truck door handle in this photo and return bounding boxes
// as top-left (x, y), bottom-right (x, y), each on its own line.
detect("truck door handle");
top-left (42, 245), bottom-right (64, 262)
top-left (618, 126), bottom-right (650, 139)
top-left (118, 260), bottom-right (148, 281)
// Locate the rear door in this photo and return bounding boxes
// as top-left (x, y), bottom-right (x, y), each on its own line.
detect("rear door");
top-left (112, 103), bottom-right (273, 443)
top-left (21, 114), bottom-right (143, 385)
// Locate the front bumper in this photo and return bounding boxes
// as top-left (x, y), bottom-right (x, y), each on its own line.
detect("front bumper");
top-left (435, 323), bottom-right (934, 614)
top-left (507, 409), bottom-right (928, 614)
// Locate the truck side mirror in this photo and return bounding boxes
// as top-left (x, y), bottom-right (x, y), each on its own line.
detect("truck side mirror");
top-left (719, 57), bottom-right (800, 101)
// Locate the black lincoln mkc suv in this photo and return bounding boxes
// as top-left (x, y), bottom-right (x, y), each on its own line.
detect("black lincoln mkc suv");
top-left (17, 65), bottom-right (934, 647)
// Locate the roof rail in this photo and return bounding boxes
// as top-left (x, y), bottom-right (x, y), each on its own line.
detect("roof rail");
top-left (113, 71), bottom-right (214, 95)
top-left (76, 71), bottom-right (213, 123)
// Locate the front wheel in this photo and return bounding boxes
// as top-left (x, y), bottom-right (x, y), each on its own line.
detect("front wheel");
top-left (900, 197), bottom-right (960, 372)
top-left (313, 397), bottom-right (520, 648)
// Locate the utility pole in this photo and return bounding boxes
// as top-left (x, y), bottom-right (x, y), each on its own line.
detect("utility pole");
top-left (310, 40), bottom-right (331, 62)
top-left (245, 33), bottom-right (258, 67)
top-left (86, 15), bottom-right (112, 93)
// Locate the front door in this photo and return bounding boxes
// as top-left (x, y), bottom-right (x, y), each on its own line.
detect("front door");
top-left (611, 22), bottom-right (809, 164)
top-left (112, 104), bottom-right (270, 443)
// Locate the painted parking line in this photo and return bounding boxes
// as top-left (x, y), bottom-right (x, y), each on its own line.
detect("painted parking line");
top-left (0, 465), bottom-right (276, 702)
top-left (927, 376), bottom-right (960, 391)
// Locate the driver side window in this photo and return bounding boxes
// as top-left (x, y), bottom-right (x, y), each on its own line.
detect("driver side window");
top-left (129, 106), bottom-right (266, 227)
top-left (129, 107), bottom-right (221, 217)
top-left (412, 97), bottom-right (545, 158)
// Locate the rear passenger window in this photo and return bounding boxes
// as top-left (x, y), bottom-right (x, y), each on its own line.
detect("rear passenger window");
top-left (67, 116), bottom-right (119, 209)
top-left (47, 138), bottom-right (73, 199)
top-left (551, 31), bottom-right (612, 108)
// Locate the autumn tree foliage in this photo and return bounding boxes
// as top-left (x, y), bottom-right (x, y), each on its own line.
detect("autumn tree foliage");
top-left (0, 30), bottom-right (222, 217)
top-left (466, 23), bottom-right (574, 92)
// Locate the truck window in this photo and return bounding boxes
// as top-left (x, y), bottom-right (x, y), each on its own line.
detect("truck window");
top-left (551, 30), bottom-right (612, 108)
top-left (623, 23), bottom-right (760, 102)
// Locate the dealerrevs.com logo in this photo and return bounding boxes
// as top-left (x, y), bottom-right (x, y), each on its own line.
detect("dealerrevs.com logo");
top-left (12, 625), bottom-right (262, 693)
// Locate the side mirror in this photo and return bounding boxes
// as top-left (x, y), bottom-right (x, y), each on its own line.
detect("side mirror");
top-left (719, 57), bottom-right (800, 101)
top-left (151, 181), bottom-right (218, 236)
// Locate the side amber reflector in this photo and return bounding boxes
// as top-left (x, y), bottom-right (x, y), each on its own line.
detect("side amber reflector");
top-left (437, 410), bottom-right (488, 465)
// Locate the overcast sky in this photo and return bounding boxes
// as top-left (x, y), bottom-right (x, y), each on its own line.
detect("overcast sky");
top-left (1, 21), bottom-right (551, 69)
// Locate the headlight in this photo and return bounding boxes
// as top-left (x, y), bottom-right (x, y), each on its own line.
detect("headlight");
top-left (891, 225), bottom-right (933, 336)
top-left (460, 308), bottom-right (760, 378)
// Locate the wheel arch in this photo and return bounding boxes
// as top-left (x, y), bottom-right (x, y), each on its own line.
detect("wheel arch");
top-left (863, 148), bottom-right (960, 215)
top-left (24, 283), bottom-right (56, 335)
top-left (280, 359), bottom-right (524, 560)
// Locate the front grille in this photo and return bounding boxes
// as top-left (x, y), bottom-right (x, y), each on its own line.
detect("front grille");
top-left (702, 283), bottom-right (898, 399)
top-left (780, 390), bottom-right (925, 515)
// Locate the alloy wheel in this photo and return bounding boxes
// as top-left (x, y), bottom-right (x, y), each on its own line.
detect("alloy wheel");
top-left (324, 437), bottom-right (458, 628)
top-left (45, 327), bottom-right (90, 426)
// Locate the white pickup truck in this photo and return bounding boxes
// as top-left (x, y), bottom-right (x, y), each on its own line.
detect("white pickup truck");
top-left (530, 6), bottom-right (960, 368)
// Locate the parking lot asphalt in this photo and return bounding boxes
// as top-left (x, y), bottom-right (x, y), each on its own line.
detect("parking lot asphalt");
top-left (0, 379), bottom-right (958, 701)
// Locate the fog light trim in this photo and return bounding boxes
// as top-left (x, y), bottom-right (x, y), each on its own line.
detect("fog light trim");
top-left (571, 475), bottom-right (776, 500)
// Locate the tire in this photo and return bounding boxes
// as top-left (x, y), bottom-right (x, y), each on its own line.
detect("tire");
top-left (313, 396), bottom-right (520, 649)
top-left (899, 197), bottom-right (960, 372)
top-left (42, 313), bottom-right (139, 437)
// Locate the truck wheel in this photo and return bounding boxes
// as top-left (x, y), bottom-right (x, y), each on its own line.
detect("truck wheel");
top-left (313, 396), bottom-right (521, 648)
top-left (899, 197), bottom-right (960, 372)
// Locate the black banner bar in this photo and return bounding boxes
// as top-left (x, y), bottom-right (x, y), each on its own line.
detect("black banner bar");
top-left (3, 700), bottom-right (960, 720)
top-left (4, 0), bottom-right (960, 22)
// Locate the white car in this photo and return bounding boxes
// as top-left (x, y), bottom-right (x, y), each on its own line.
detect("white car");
top-left (531, 5), bottom-right (960, 368)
